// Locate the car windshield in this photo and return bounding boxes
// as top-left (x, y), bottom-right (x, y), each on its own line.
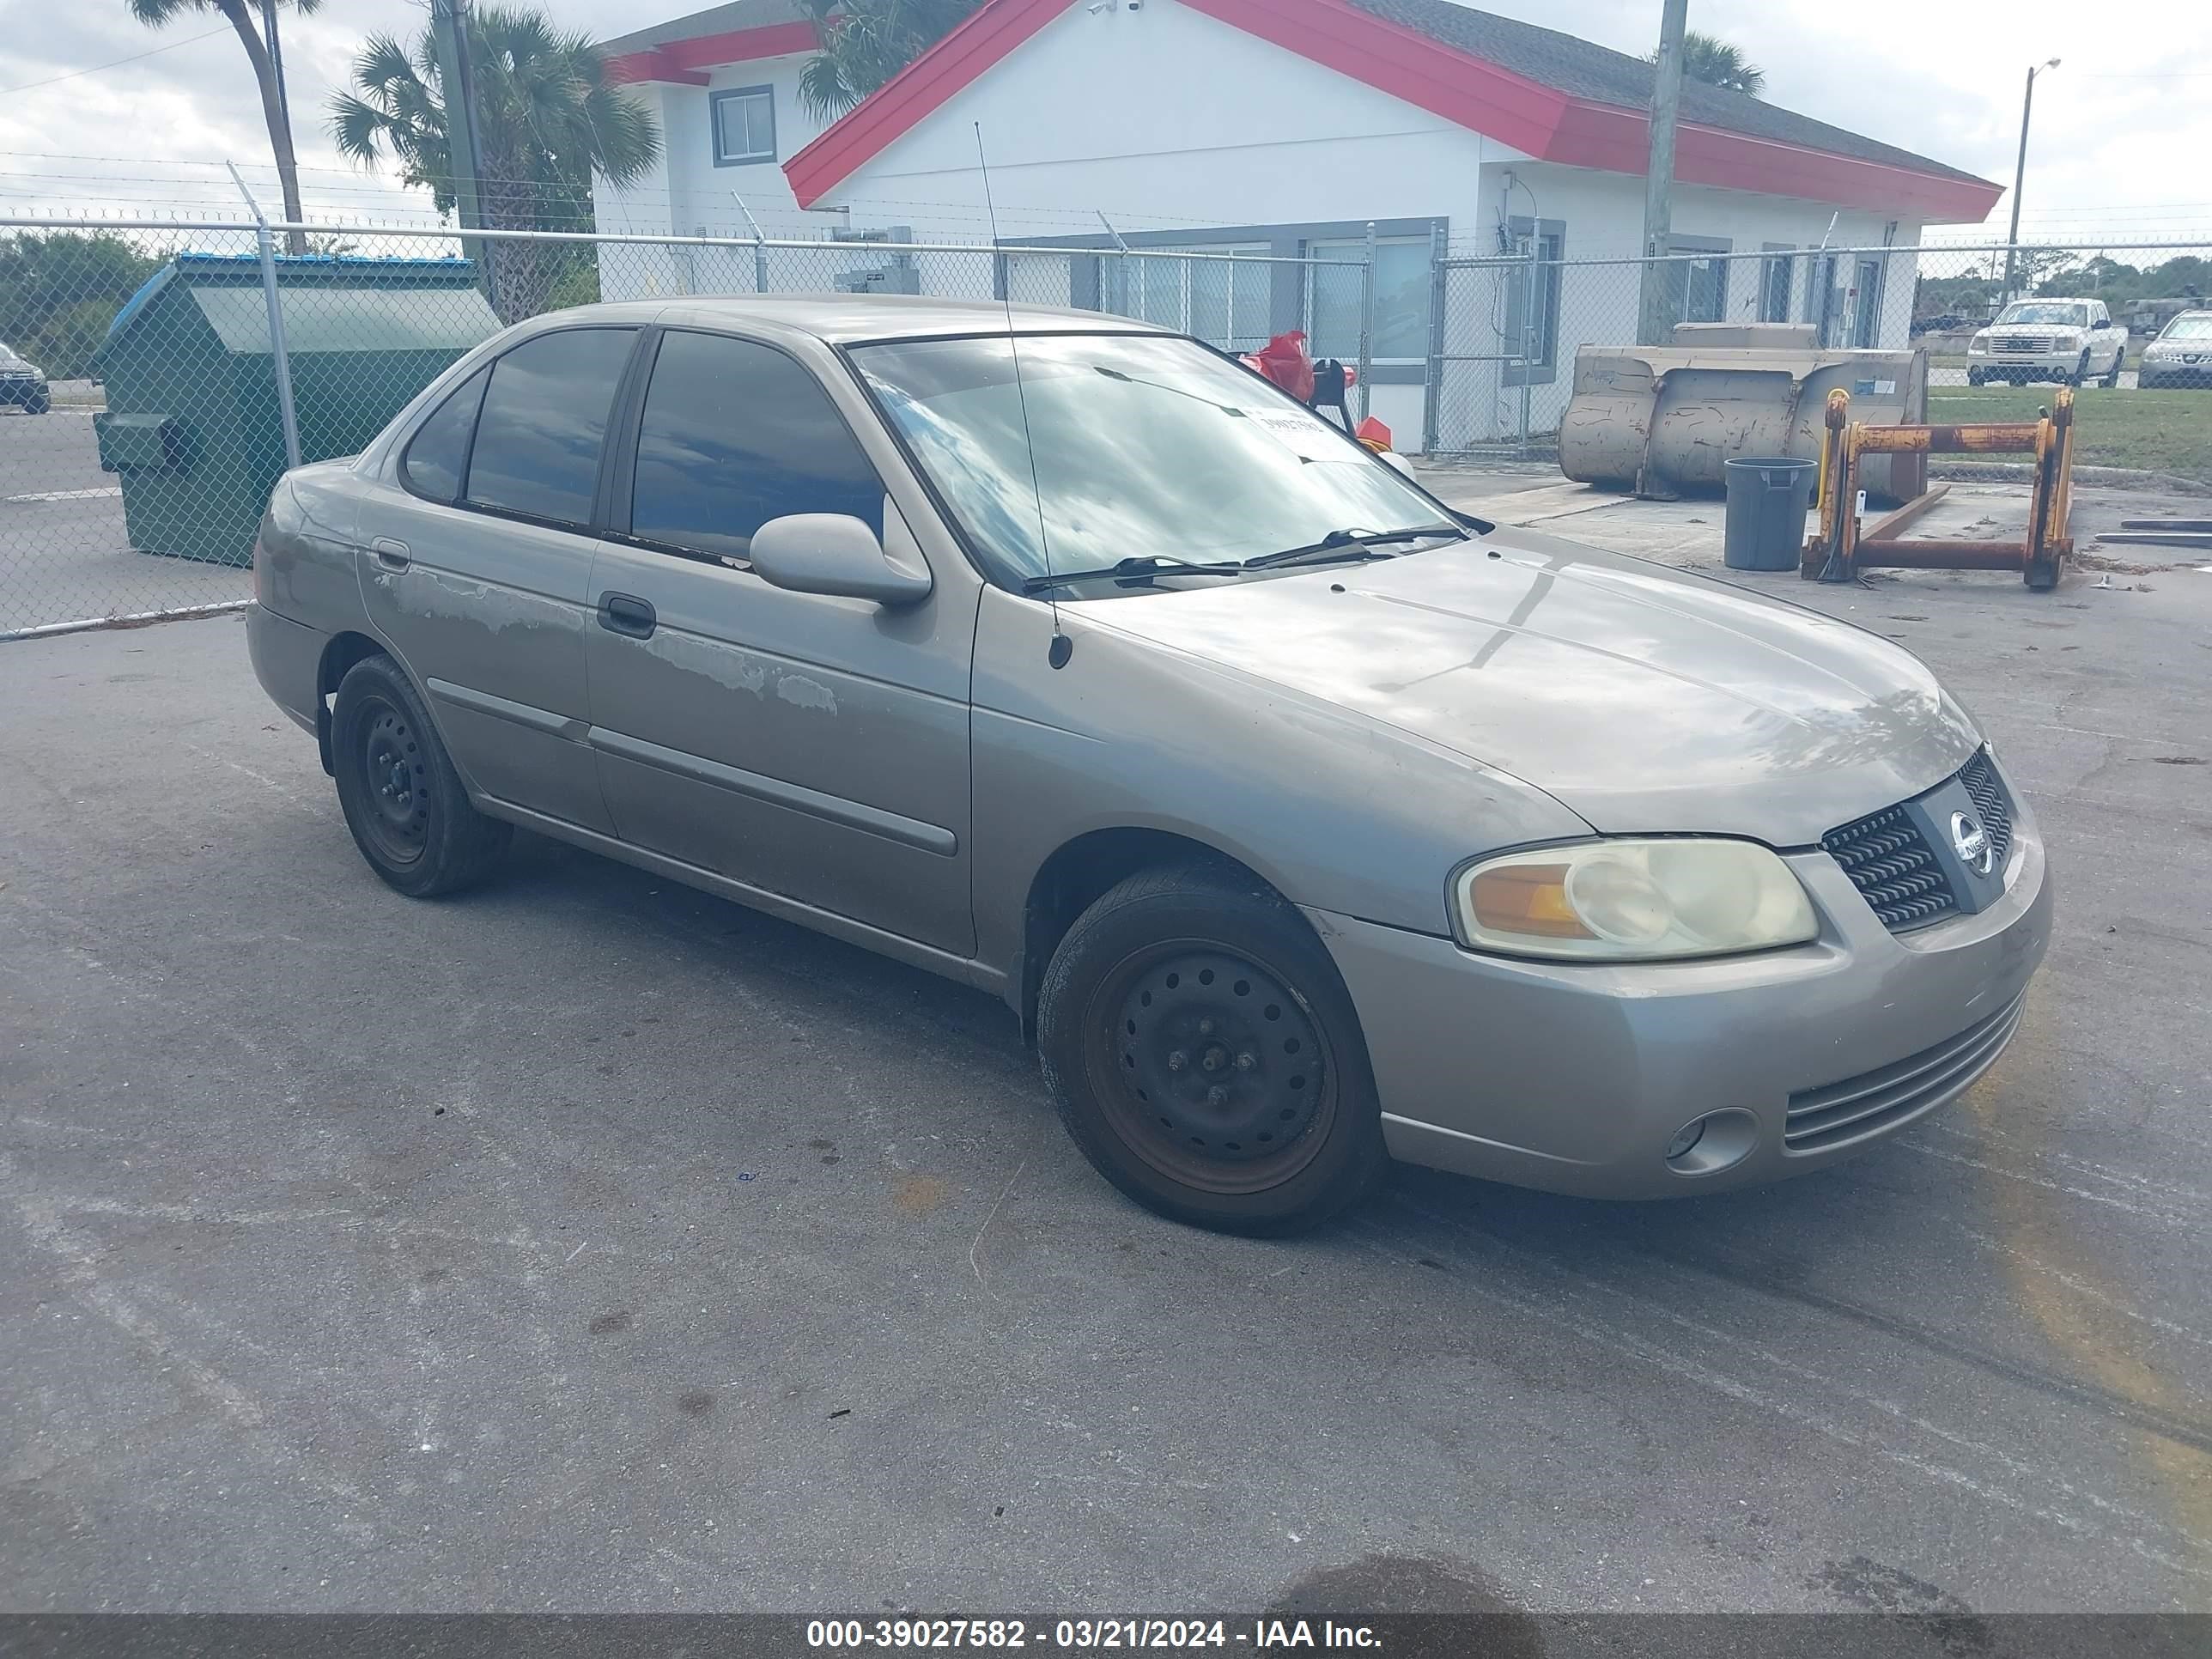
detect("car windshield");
top-left (2160, 313), bottom-right (2212, 341)
top-left (1995, 302), bottom-right (2088, 326)
top-left (848, 332), bottom-right (1449, 594)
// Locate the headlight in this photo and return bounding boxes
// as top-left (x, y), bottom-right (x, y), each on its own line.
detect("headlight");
top-left (1451, 839), bottom-right (1819, 962)
top-left (1969, 331), bottom-right (1990, 348)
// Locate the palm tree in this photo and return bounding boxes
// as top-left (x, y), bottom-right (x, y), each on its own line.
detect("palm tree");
top-left (1667, 30), bottom-right (1767, 99)
top-left (126, 0), bottom-right (319, 250)
top-left (798, 0), bottom-right (981, 118)
top-left (331, 5), bottom-right (660, 321)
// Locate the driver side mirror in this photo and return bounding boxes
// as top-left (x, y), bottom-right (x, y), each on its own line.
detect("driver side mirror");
top-left (748, 514), bottom-right (933, 608)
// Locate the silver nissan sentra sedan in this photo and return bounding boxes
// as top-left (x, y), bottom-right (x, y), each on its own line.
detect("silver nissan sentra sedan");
top-left (248, 295), bottom-right (2051, 1234)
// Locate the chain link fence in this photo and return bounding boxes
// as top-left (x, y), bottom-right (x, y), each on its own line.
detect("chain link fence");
top-left (3, 212), bottom-right (2207, 641)
top-left (1422, 236), bottom-right (2212, 475)
top-left (0, 216), bottom-right (1370, 639)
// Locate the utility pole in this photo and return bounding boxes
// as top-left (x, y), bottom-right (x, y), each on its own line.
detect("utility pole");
top-left (2002, 58), bottom-right (2061, 301)
top-left (430, 0), bottom-right (487, 234)
top-left (1635, 0), bottom-right (1689, 345)
top-left (429, 0), bottom-right (489, 295)
top-left (259, 0), bottom-right (291, 137)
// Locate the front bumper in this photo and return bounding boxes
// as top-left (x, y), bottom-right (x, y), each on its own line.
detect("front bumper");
top-left (0, 375), bottom-right (46, 406)
top-left (1966, 349), bottom-right (2083, 379)
top-left (2138, 359), bottom-right (2210, 390)
top-left (1312, 799), bottom-right (2051, 1200)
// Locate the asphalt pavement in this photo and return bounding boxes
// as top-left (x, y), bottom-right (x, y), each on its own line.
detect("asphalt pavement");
top-left (0, 409), bottom-right (247, 636)
top-left (1, 507), bottom-right (2209, 1616)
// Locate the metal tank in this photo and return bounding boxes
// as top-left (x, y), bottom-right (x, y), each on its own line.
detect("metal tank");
top-left (1559, 324), bottom-right (1929, 504)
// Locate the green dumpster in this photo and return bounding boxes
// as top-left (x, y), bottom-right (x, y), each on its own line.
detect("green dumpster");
top-left (92, 254), bottom-right (501, 566)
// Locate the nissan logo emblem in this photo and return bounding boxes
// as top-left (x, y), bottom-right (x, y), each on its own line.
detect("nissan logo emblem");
top-left (1950, 811), bottom-right (1994, 877)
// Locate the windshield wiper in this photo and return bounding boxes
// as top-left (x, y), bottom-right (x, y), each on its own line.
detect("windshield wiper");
top-left (1243, 523), bottom-right (1469, 570)
top-left (1021, 554), bottom-right (1244, 594)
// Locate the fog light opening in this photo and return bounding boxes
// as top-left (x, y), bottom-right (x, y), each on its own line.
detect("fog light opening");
top-left (1663, 1109), bottom-right (1758, 1177)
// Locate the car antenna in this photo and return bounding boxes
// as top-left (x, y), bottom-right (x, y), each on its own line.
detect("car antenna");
top-left (975, 124), bottom-right (1072, 670)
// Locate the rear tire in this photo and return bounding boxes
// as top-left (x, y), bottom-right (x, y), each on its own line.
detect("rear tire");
top-left (1036, 862), bottom-right (1389, 1235)
top-left (331, 653), bottom-right (510, 897)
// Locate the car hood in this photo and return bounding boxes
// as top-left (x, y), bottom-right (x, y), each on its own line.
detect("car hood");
top-left (1079, 528), bottom-right (1983, 846)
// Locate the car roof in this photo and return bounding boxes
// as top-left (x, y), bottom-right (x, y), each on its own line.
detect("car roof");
top-left (539, 293), bottom-right (1174, 346)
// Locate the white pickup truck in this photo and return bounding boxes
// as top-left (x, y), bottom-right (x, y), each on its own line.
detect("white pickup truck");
top-left (1967, 299), bottom-right (2128, 387)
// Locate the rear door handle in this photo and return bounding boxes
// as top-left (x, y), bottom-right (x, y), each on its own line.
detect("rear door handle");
top-left (598, 592), bottom-right (656, 639)
top-left (370, 537), bottom-right (410, 571)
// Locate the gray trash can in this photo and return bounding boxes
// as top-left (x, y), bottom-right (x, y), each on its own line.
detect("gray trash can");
top-left (1722, 456), bottom-right (1817, 571)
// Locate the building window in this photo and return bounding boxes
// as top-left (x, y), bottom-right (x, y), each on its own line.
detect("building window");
top-left (1503, 216), bottom-right (1565, 386)
top-left (1307, 238), bottom-right (1429, 363)
top-left (1664, 236), bottom-right (1731, 330)
top-left (711, 86), bottom-right (776, 167)
top-left (1110, 245), bottom-right (1271, 349)
top-left (1759, 246), bottom-right (1796, 324)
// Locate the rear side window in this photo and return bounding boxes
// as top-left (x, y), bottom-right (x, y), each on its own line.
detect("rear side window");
top-left (465, 327), bottom-right (636, 528)
top-left (399, 366), bottom-right (489, 504)
top-left (629, 330), bottom-right (884, 563)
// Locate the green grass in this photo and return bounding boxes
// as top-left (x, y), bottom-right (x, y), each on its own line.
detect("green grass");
top-left (1926, 386), bottom-right (2212, 482)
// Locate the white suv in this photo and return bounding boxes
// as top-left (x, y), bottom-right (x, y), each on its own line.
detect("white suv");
top-left (1967, 299), bottom-right (2127, 387)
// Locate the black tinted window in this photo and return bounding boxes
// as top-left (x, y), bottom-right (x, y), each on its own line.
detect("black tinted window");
top-left (465, 328), bottom-right (635, 526)
top-left (630, 331), bottom-right (882, 562)
top-left (400, 366), bottom-right (489, 503)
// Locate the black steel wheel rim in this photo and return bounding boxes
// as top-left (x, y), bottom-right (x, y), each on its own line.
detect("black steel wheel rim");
top-left (355, 695), bottom-right (429, 866)
top-left (1087, 939), bottom-right (1336, 1194)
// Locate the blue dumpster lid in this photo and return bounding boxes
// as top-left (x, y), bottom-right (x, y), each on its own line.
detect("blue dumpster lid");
top-left (106, 252), bottom-right (481, 343)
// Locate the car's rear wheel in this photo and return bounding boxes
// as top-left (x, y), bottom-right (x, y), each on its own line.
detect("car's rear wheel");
top-left (331, 653), bottom-right (510, 897)
top-left (1036, 863), bottom-right (1389, 1235)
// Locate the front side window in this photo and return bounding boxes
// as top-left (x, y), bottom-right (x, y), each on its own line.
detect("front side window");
top-left (1308, 239), bottom-right (1428, 362)
top-left (464, 327), bottom-right (636, 528)
top-left (400, 365), bottom-right (489, 504)
top-left (712, 86), bottom-right (776, 165)
top-left (628, 330), bottom-right (883, 563)
top-left (851, 331), bottom-right (1449, 594)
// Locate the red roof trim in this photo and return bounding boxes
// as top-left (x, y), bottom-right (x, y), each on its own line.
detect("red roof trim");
top-left (608, 21), bottom-right (821, 85)
top-left (786, 0), bottom-right (1072, 209)
top-left (778, 0), bottom-right (2000, 220)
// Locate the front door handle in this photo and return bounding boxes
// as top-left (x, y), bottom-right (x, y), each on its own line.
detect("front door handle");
top-left (370, 537), bottom-right (410, 571)
top-left (598, 591), bottom-right (656, 639)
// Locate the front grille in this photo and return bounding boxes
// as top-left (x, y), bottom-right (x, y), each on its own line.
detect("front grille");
top-left (1821, 804), bottom-right (1954, 929)
top-left (1993, 334), bottom-right (2053, 353)
top-left (1785, 993), bottom-right (2026, 1153)
top-left (1958, 751), bottom-right (2013, 872)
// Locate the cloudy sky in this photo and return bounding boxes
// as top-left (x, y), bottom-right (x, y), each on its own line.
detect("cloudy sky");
top-left (1, 0), bottom-right (2206, 240)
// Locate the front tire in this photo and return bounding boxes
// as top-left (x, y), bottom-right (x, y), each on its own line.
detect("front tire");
top-left (1967, 367), bottom-right (1985, 387)
top-left (1036, 863), bottom-right (1389, 1235)
top-left (2069, 350), bottom-right (2091, 386)
top-left (2100, 351), bottom-right (2123, 389)
top-left (331, 653), bottom-right (510, 897)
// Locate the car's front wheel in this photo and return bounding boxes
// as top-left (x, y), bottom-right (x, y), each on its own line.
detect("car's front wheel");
top-left (331, 653), bottom-right (511, 897)
top-left (1967, 367), bottom-right (1985, 386)
top-left (1036, 863), bottom-right (1389, 1235)
top-left (2100, 350), bottom-right (2124, 388)
top-left (2069, 349), bottom-right (2092, 386)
